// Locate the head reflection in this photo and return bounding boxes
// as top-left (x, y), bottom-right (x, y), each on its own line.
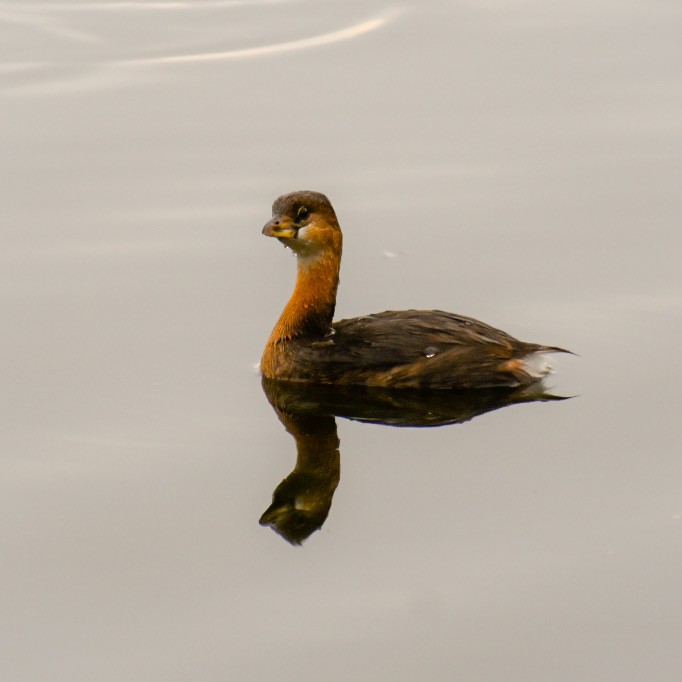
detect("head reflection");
top-left (260, 378), bottom-right (568, 545)
top-left (259, 408), bottom-right (340, 546)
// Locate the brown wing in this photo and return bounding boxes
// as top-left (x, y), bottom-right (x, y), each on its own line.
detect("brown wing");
top-left (284, 310), bottom-right (556, 389)
top-left (332, 309), bottom-right (521, 361)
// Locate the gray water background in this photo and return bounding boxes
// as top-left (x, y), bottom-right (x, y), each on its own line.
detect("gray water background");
top-left (2, 1), bottom-right (681, 680)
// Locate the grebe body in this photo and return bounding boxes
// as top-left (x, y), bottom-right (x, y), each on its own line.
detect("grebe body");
top-left (261, 191), bottom-right (568, 389)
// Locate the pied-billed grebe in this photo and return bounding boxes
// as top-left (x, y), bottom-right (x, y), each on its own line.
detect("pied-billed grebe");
top-left (261, 191), bottom-right (569, 389)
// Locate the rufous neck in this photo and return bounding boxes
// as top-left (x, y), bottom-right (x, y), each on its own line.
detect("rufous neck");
top-left (269, 252), bottom-right (340, 342)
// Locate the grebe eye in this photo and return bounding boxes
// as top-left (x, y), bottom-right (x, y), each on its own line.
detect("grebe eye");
top-left (297, 207), bottom-right (309, 222)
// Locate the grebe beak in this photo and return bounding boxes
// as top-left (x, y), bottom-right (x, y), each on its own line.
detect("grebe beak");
top-left (262, 216), bottom-right (297, 239)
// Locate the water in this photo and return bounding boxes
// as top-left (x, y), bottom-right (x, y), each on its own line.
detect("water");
top-left (2, 1), bottom-right (681, 680)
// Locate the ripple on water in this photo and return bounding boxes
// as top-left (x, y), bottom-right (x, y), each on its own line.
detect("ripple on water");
top-left (0, 2), bottom-right (398, 96)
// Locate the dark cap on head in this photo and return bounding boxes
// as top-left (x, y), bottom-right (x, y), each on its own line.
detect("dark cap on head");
top-left (272, 191), bottom-right (338, 223)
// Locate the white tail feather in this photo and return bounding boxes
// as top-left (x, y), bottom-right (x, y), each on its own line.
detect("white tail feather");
top-left (521, 352), bottom-right (555, 379)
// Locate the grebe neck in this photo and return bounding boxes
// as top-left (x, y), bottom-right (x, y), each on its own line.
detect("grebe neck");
top-left (267, 251), bottom-right (340, 344)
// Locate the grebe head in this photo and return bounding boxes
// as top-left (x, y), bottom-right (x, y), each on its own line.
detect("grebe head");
top-left (262, 191), bottom-right (342, 260)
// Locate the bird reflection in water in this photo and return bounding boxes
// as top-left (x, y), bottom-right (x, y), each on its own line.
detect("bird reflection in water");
top-left (260, 377), bottom-right (568, 545)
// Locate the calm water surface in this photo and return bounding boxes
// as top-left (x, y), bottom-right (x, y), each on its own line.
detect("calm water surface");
top-left (2, 1), bottom-right (681, 680)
